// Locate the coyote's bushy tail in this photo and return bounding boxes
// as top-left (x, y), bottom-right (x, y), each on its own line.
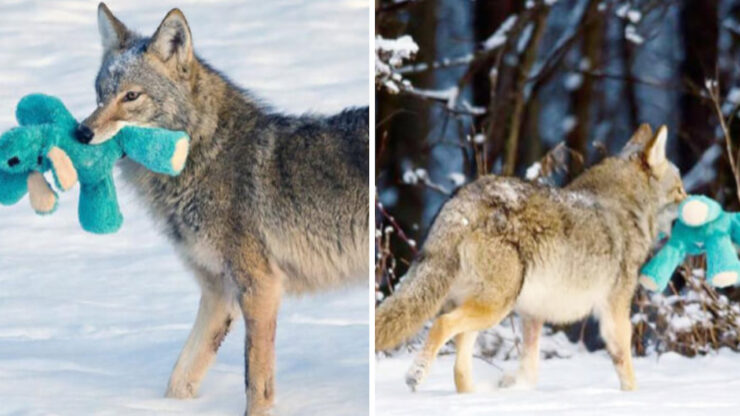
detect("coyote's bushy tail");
top-left (375, 251), bottom-right (458, 351)
top-left (375, 187), bottom-right (476, 351)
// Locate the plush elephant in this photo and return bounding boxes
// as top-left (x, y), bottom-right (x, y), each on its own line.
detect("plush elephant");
top-left (640, 195), bottom-right (740, 291)
top-left (0, 94), bottom-right (190, 233)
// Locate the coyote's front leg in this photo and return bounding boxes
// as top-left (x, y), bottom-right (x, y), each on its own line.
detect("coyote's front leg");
top-left (599, 292), bottom-right (636, 391)
top-left (499, 316), bottom-right (543, 389)
top-left (235, 256), bottom-right (283, 416)
top-left (166, 264), bottom-right (237, 399)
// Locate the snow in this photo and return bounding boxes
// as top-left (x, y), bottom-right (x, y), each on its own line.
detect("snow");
top-left (625, 24), bottom-right (644, 45)
top-left (516, 24), bottom-right (534, 53)
top-left (615, 4), bottom-right (641, 23)
top-left (525, 162), bottom-right (542, 180)
top-left (615, 3), bottom-right (629, 18)
top-left (376, 35), bottom-right (418, 94)
top-left (376, 35), bottom-right (419, 68)
top-left (483, 15), bottom-right (518, 51)
top-left (0, 1), bottom-right (369, 415)
top-left (376, 349), bottom-right (740, 415)
top-left (627, 10), bottom-right (642, 24)
top-left (403, 170), bottom-right (419, 184)
top-left (564, 72), bottom-right (584, 91)
top-left (448, 172), bottom-right (466, 187)
top-left (562, 115), bottom-right (577, 133)
top-left (727, 87), bottom-right (740, 105)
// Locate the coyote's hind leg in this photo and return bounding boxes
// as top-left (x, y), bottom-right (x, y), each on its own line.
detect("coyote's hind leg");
top-left (407, 233), bottom-right (523, 392)
top-left (454, 331), bottom-right (478, 393)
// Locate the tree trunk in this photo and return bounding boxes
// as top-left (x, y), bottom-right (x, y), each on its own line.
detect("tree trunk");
top-left (471, 0), bottom-right (518, 174)
top-left (375, 0), bottom-right (438, 280)
top-left (678, 0), bottom-right (718, 172)
top-left (566, 1), bottom-right (603, 178)
top-left (502, 7), bottom-right (550, 176)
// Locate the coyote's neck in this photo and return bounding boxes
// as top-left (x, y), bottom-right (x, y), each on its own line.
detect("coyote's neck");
top-left (119, 59), bottom-right (262, 220)
top-left (183, 60), bottom-right (262, 163)
top-left (568, 159), bottom-right (659, 245)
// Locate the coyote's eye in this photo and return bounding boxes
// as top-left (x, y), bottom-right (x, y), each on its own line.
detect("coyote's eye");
top-left (123, 91), bottom-right (142, 102)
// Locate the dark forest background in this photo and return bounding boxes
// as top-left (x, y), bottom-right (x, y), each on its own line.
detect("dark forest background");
top-left (376, 0), bottom-right (740, 355)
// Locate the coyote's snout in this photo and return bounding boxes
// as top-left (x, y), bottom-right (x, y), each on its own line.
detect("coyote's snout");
top-left (376, 124), bottom-right (685, 394)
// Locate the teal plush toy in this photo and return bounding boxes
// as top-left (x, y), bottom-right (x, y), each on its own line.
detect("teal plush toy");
top-left (0, 94), bottom-right (190, 234)
top-left (639, 195), bottom-right (740, 292)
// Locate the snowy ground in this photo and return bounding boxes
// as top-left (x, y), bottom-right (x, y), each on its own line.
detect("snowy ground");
top-left (0, 1), bottom-right (369, 415)
top-left (376, 349), bottom-right (740, 415)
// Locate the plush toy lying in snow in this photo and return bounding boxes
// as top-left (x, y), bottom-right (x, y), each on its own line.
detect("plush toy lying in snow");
top-left (640, 195), bottom-right (740, 291)
top-left (0, 94), bottom-right (189, 234)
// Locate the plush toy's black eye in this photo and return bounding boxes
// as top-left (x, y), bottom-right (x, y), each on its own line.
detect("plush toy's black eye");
top-left (123, 91), bottom-right (141, 102)
top-left (37, 156), bottom-right (43, 165)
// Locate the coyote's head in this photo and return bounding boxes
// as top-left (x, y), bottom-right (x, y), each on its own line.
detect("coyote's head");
top-left (571, 123), bottom-right (686, 235)
top-left (78, 3), bottom-right (197, 144)
top-left (620, 124), bottom-right (687, 231)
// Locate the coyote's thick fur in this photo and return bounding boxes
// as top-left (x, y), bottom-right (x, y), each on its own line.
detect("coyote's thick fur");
top-left (82, 4), bottom-right (368, 415)
top-left (376, 125), bottom-right (685, 394)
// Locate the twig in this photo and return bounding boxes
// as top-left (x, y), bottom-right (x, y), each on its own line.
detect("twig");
top-left (706, 78), bottom-right (740, 204)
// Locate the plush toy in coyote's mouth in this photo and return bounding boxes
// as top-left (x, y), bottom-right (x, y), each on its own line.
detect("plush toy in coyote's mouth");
top-left (640, 194), bottom-right (740, 292)
top-left (0, 93), bottom-right (190, 234)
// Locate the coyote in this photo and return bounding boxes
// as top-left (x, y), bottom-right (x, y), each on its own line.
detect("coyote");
top-left (81, 4), bottom-right (368, 414)
top-left (375, 124), bottom-right (685, 394)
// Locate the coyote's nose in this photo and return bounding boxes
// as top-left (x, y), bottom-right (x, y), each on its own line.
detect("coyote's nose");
top-left (75, 124), bottom-right (95, 144)
top-left (7, 157), bottom-right (19, 167)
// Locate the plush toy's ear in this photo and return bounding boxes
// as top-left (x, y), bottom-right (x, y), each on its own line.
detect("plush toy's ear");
top-left (47, 146), bottom-right (78, 191)
top-left (27, 172), bottom-right (58, 215)
top-left (620, 123), bottom-right (653, 158)
top-left (98, 3), bottom-right (131, 53)
top-left (16, 94), bottom-right (77, 128)
top-left (679, 195), bottom-right (721, 227)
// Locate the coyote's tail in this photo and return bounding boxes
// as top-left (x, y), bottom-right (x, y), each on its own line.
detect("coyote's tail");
top-left (375, 252), bottom-right (458, 351)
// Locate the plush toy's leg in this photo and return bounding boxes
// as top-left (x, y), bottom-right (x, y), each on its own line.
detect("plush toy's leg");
top-left (706, 235), bottom-right (740, 288)
top-left (47, 146), bottom-right (78, 191)
top-left (119, 128), bottom-right (190, 175)
top-left (78, 176), bottom-right (123, 234)
top-left (730, 213), bottom-right (740, 246)
top-left (27, 171), bottom-right (57, 214)
top-left (639, 240), bottom-right (686, 292)
top-left (0, 170), bottom-right (29, 205)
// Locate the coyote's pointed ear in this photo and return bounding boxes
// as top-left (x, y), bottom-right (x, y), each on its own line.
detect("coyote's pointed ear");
top-left (149, 9), bottom-right (193, 68)
top-left (645, 125), bottom-right (668, 173)
top-left (620, 123), bottom-right (653, 158)
top-left (98, 3), bottom-right (129, 52)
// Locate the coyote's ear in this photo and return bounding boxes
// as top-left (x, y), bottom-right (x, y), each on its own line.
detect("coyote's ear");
top-left (149, 9), bottom-right (193, 68)
top-left (645, 125), bottom-right (668, 173)
top-left (620, 123), bottom-right (653, 158)
top-left (98, 3), bottom-right (129, 52)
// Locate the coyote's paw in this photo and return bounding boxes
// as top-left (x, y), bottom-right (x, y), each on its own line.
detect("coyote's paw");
top-left (165, 381), bottom-right (196, 399)
top-left (405, 358), bottom-right (430, 392)
top-left (498, 373), bottom-right (534, 390)
top-left (245, 405), bottom-right (275, 416)
top-left (620, 379), bottom-right (637, 391)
